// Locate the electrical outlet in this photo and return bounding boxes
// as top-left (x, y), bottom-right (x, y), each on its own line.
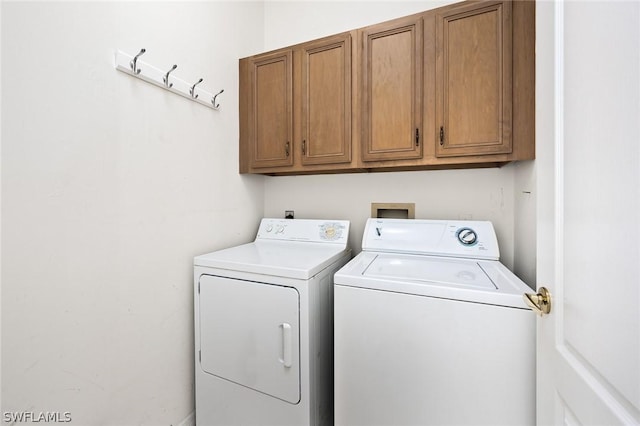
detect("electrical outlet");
top-left (285, 210), bottom-right (294, 219)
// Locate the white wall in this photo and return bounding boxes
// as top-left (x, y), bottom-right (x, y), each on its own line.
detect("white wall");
top-left (262, 0), bottom-right (537, 279)
top-left (263, 1), bottom-right (456, 51)
top-left (264, 169), bottom-right (517, 268)
top-left (1, 2), bottom-right (264, 425)
top-left (1, 2), bottom-right (541, 424)
top-left (514, 161), bottom-right (536, 287)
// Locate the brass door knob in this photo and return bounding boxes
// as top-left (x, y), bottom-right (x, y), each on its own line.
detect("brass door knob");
top-left (523, 287), bottom-right (551, 316)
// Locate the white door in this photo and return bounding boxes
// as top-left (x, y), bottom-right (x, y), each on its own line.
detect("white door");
top-left (199, 275), bottom-right (300, 404)
top-left (536, 1), bottom-right (640, 424)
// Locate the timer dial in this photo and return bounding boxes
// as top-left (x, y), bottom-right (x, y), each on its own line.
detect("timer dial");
top-left (320, 222), bottom-right (343, 241)
top-left (456, 227), bottom-right (478, 246)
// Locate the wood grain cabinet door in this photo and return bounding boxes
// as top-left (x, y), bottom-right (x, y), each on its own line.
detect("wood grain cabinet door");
top-left (361, 16), bottom-right (423, 162)
top-left (436, 1), bottom-right (512, 157)
top-left (301, 34), bottom-right (352, 166)
top-left (248, 50), bottom-right (294, 169)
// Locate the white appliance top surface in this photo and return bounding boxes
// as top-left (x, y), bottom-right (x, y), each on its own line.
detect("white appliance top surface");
top-left (335, 252), bottom-right (530, 308)
top-left (364, 254), bottom-right (497, 290)
top-left (336, 219), bottom-right (529, 308)
top-left (194, 218), bottom-right (350, 280)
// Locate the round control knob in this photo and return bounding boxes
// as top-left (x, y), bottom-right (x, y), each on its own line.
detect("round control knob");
top-left (457, 227), bottom-right (478, 246)
top-left (265, 224), bottom-right (273, 233)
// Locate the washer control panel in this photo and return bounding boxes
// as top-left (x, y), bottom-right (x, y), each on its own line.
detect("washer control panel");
top-left (256, 218), bottom-right (349, 244)
top-left (362, 219), bottom-right (499, 260)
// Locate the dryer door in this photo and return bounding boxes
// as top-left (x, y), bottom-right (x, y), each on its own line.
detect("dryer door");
top-left (199, 275), bottom-right (300, 404)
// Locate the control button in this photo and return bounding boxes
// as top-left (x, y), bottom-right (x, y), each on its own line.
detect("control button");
top-left (456, 227), bottom-right (478, 246)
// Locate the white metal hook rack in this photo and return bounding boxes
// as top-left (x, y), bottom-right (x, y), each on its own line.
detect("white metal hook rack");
top-left (114, 48), bottom-right (223, 111)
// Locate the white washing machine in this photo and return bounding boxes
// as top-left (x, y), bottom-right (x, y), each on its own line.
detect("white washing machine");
top-left (334, 218), bottom-right (535, 426)
top-left (194, 218), bottom-right (350, 426)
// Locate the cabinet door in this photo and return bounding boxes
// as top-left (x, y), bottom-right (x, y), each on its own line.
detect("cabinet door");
top-left (248, 50), bottom-right (294, 168)
top-left (361, 16), bottom-right (423, 162)
top-left (436, 1), bottom-right (512, 157)
top-left (301, 34), bottom-right (352, 165)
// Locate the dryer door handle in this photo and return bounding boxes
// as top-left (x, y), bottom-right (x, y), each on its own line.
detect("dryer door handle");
top-left (280, 323), bottom-right (293, 368)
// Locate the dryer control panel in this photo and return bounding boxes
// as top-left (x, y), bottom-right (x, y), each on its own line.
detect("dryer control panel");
top-left (256, 218), bottom-right (350, 244)
top-left (362, 218), bottom-right (499, 260)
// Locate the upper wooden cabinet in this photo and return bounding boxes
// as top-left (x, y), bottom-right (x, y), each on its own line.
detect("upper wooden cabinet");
top-left (301, 34), bottom-right (352, 166)
top-left (240, 33), bottom-right (353, 174)
top-left (239, 0), bottom-right (535, 175)
top-left (435, 1), bottom-right (512, 157)
top-left (361, 16), bottom-right (423, 162)
top-left (245, 50), bottom-right (293, 169)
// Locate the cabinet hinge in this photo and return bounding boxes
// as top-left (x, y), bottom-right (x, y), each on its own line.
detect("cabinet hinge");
top-left (439, 126), bottom-right (444, 145)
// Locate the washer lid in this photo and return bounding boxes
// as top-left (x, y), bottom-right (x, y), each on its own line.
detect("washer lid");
top-left (194, 240), bottom-right (350, 280)
top-left (335, 252), bottom-right (531, 309)
top-left (363, 254), bottom-right (497, 290)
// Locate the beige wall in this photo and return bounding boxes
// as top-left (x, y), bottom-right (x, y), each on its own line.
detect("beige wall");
top-left (264, 168), bottom-right (517, 269)
top-left (1, 2), bottom-right (265, 424)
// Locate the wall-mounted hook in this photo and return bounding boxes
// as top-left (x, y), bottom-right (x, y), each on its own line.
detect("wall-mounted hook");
top-left (163, 64), bottom-right (178, 88)
top-left (129, 48), bottom-right (146, 75)
top-left (211, 89), bottom-right (224, 108)
top-left (190, 78), bottom-right (203, 99)
top-left (115, 49), bottom-right (222, 111)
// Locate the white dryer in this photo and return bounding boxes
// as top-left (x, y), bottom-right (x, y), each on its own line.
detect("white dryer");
top-left (194, 218), bottom-right (350, 426)
top-left (334, 218), bottom-right (535, 426)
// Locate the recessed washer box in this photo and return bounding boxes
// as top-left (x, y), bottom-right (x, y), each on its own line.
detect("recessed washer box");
top-left (371, 202), bottom-right (415, 219)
